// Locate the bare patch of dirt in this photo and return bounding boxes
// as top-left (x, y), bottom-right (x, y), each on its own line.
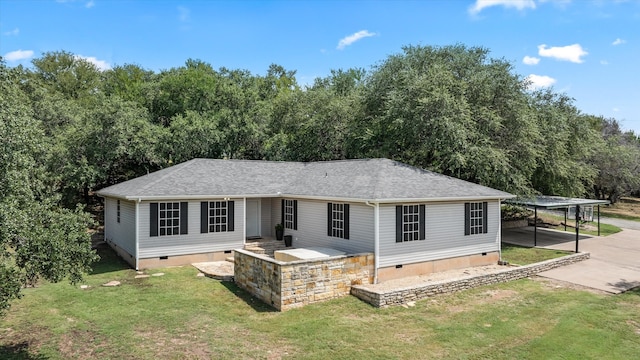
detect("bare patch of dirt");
top-left (58, 328), bottom-right (108, 360)
top-left (626, 320), bottom-right (640, 335)
top-left (532, 276), bottom-right (610, 295)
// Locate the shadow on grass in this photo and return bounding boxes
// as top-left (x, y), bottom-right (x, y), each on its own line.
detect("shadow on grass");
top-left (220, 281), bottom-right (277, 313)
top-left (89, 244), bottom-right (131, 275)
top-left (608, 279), bottom-right (640, 294)
top-left (0, 343), bottom-right (48, 360)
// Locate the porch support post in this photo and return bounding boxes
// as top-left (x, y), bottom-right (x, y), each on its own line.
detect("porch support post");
top-left (243, 197), bottom-right (246, 245)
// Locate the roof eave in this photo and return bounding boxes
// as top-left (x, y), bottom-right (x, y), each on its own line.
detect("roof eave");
top-left (98, 192), bottom-right (515, 203)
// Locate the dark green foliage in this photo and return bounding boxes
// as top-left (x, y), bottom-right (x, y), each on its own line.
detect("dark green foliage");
top-left (0, 59), bottom-right (98, 315)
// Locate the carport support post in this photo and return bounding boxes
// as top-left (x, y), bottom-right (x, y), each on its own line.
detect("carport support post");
top-left (534, 206), bottom-right (537, 247)
top-left (575, 204), bottom-right (580, 253)
top-left (564, 209), bottom-right (567, 231)
top-left (598, 205), bottom-right (601, 236)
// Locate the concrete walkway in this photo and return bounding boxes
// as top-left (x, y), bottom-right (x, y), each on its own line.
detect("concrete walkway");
top-left (503, 227), bottom-right (640, 293)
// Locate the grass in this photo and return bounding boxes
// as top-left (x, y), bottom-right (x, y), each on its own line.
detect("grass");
top-left (2, 245), bottom-right (640, 359)
top-left (599, 211), bottom-right (640, 222)
top-left (533, 212), bottom-right (622, 236)
top-left (600, 197), bottom-right (640, 222)
top-left (500, 243), bottom-right (571, 265)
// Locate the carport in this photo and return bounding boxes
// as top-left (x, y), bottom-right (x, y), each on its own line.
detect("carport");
top-left (505, 196), bottom-right (609, 252)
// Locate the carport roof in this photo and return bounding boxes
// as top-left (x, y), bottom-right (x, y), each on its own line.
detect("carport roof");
top-left (505, 196), bottom-right (609, 210)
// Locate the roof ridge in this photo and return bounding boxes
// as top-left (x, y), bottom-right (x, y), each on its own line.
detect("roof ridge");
top-left (136, 159), bottom-right (200, 194)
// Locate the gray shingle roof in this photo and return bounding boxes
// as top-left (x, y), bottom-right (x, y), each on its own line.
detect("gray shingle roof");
top-left (96, 158), bottom-right (514, 202)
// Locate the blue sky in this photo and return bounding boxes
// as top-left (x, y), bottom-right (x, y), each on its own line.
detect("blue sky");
top-left (1, 0), bottom-right (639, 133)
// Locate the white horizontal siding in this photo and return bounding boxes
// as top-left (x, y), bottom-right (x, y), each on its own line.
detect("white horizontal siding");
top-left (138, 199), bottom-right (245, 258)
top-left (272, 198), bottom-right (282, 229)
top-left (261, 198), bottom-right (272, 237)
top-left (378, 201), bottom-right (500, 268)
top-left (283, 199), bottom-right (374, 254)
top-left (104, 197), bottom-right (136, 256)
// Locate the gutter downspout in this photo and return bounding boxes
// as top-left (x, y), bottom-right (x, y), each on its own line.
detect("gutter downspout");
top-left (365, 201), bottom-right (379, 284)
top-left (135, 198), bottom-right (141, 271)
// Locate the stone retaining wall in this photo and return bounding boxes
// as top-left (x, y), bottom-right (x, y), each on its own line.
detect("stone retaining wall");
top-left (351, 252), bottom-right (590, 308)
top-left (234, 249), bottom-right (374, 311)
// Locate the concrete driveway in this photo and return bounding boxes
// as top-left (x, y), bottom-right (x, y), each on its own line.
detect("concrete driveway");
top-left (502, 226), bottom-right (640, 293)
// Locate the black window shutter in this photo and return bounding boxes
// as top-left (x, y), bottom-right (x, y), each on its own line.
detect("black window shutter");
top-left (150, 202), bottom-right (158, 237)
top-left (293, 200), bottom-right (298, 230)
top-left (281, 199), bottom-right (285, 227)
top-left (200, 202), bottom-right (208, 233)
top-left (482, 201), bottom-right (488, 234)
top-left (396, 205), bottom-right (402, 243)
top-left (327, 203), bottom-right (332, 236)
top-left (419, 204), bottom-right (426, 240)
top-left (180, 202), bottom-right (188, 235)
top-left (464, 203), bottom-right (471, 236)
top-left (227, 201), bottom-right (234, 232)
top-left (343, 204), bottom-right (350, 239)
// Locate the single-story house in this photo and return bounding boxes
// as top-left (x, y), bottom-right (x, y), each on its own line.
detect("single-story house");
top-left (96, 158), bottom-right (515, 282)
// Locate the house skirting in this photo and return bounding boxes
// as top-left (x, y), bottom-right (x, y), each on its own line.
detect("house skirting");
top-left (104, 238), bottom-right (136, 268)
top-left (137, 251), bottom-right (233, 269)
top-left (377, 252), bottom-right (500, 283)
top-left (104, 238), bottom-right (235, 269)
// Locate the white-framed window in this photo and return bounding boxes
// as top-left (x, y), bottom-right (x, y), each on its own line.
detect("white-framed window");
top-left (200, 200), bottom-right (234, 234)
top-left (208, 201), bottom-right (228, 233)
top-left (402, 205), bottom-right (420, 241)
top-left (327, 202), bottom-right (349, 239)
top-left (331, 203), bottom-right (344, 238)
top-left (396, 204), bottom-right (425, 242)
top-left (465, 202), bottom-right (487, 235)
top-left (284, 199), bottom-right (295, 230)
top-left (159, 202), bottom-right (181, 236)
top-left (117, 200), bottom-right (121, 223)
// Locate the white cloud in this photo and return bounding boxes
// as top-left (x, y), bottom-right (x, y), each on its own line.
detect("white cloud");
top-left (86, 0), bottom-right (95, 8)
top-left (526, 74), bottom-right (557, 90)
top-left (178, 6), bottom-right (190, 22)
top-left (523, 55), bottom-right (540, 65)
top-left (74, 55), bottom-right (111, 71)
top-left (600, 60), bottom-right (609, 65)
top-left (613, 107), bottom-right (620, 112)
top-left (337, 30), bottom-right (376, 50)
top-left (468, 0), bottom-right (535, 15)
top-left (3, 28), bottom-right (19, 36)
top-left (612, 38), bottom-right (626, 45)
top-left (4, 49), bottom-right (34, 61)
top-left (538, 43), bottom-right (587, 63)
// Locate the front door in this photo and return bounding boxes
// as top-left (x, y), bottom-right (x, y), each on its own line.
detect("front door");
top-left (246, 199), bottom-right (261, 238)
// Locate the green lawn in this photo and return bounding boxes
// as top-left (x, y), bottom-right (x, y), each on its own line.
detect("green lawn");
top-left (501, 243), bottom-right (571, 265)
top-left (2, 246), bottom-right (640, 359)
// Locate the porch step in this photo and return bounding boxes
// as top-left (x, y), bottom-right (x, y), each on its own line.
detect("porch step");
top-left (225, 256), bottom-right (234, 263)
top-left (244, 240), bottom-right (290, 257)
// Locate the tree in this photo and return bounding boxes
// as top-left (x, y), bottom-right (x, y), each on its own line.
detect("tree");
top-left (357, 44), bottom-right (540, 195)
top-left (591, 117), bottom-right (640, 203)
top-left (31, 50), bottom-right (102, 101)
top-left (529, 91), bottom-right (599, 197)
top-left (0, 60), bottom-right (97, 315)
